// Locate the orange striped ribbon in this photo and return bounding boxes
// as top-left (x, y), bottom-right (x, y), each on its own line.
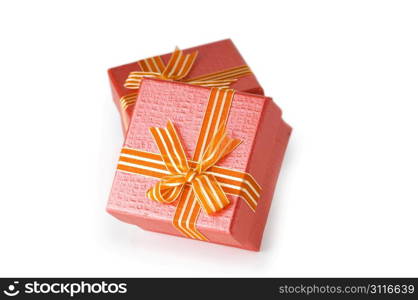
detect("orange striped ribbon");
top-left (120, 47), bottom-right (252, 110)
top-left (119, 92), bottom-right (138, 111)
top-left (117, 88), bottom-right (261, 240)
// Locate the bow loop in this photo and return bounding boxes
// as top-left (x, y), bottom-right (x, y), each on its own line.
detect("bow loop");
top-left (147, 120), bottom-right (241, 215)
top-left (160, 47), bottom-right (198, 81)
top-left (198, 124), bottom-right (242, 172)
top-left (146, 178), bottom-right (185, 204)
top-left (149, 120), bottom-right (190, 174)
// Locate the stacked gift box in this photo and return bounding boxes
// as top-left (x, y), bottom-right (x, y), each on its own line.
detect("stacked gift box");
top-left (106, 39), bottom-right (291, 251)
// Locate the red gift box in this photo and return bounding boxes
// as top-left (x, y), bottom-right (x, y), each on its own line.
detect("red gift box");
top-left (107, 78), bottom-right (291, 251)
top-left (108, 39), bottom-right (264, 133)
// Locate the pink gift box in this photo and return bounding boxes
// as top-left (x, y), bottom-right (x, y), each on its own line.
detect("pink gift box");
top-left (108, 39), bottom-right (264, 134)
top-left (107, 78), bottom-right (291, 251)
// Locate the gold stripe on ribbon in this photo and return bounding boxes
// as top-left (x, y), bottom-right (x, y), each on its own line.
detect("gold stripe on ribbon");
top-left (119, 93), bottom-right (138, 110)
top-left (185, 65), bottom-right (252, 84)
top-left (117, 88), bottom-right (261, 240)
top-left (119, 47), bottom-right (253, 110)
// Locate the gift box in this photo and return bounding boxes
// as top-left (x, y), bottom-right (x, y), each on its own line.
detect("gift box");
top-left (108, 39), bottom-right (264, 133)
top-left (107, 78), bottom-right (291, 251)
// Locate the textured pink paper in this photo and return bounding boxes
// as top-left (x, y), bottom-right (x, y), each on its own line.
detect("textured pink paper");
top-left (107, 78), bottom-right (291, 250)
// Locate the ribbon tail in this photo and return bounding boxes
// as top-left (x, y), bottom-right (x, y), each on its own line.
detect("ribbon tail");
top-left (173, 186), bottom-right (208, 241)
top-left (191, 174), bottom-right (230, 215)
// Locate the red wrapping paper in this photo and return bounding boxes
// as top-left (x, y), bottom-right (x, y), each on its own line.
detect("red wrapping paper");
top-left (108, 39), bottom-right (264, 133)
top-left (107, 78), bottom-right (291, 251)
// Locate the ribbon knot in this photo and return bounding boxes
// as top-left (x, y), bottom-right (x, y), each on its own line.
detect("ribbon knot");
top-left (146, 120), bottom-right (242, 215)
top-left (184, 169), bottom-right (198, 183)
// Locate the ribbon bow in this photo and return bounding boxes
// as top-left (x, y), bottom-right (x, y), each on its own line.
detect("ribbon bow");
top-left (124, 47), bottom-right (250, 91)
top-left (147, 120), bottom-right (241, 214)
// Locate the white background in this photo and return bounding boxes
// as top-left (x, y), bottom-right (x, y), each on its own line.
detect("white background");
top-left (0, 0), bottom-right (417, 277)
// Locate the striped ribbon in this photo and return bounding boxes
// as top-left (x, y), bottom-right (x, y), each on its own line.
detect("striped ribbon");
top-left (120, 47), bottom-right (252, 110)
top-left (119, 93), bottom-right (138, 111)
top-left (117, 88), bottom-right (261, 240)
